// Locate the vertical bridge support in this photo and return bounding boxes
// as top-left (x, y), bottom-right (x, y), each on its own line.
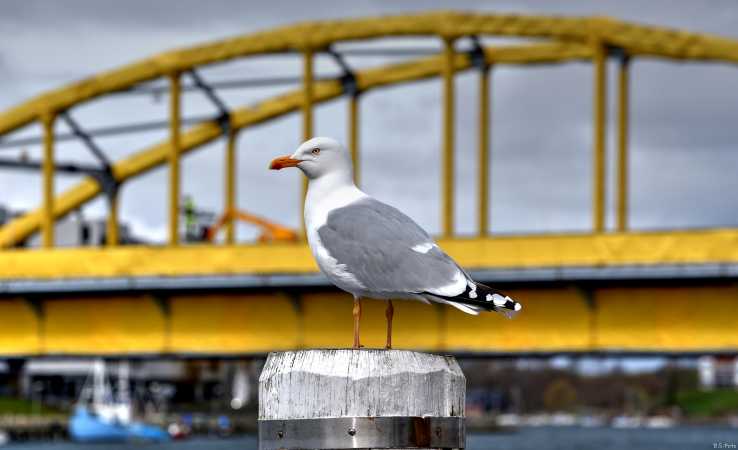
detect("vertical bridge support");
top-left (225, 128), bottom-right (238, 245)
top-left (469, 36), bottom-right (490, 237)
top-left (616, 52), bottom-right (630, 232)
top-left (327, 47), bottom-right (360, 187)
top-left (442, 37), bottom-right (456, 238)
top-left (259, 349), bottom-right (466, 449)
top-left (592, 40), bottom-right (608, 233)
top-left (301, 49), bottom-right (315, 237)
top-left (168, 72), bottom-right (181, 247)
top-left (41, 112), bottom-right (56, 248)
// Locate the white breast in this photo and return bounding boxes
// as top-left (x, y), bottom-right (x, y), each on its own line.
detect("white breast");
top-left (304, 182), bottom-right (368, 295)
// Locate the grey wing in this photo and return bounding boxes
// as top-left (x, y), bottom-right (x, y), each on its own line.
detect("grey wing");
top-left (317, 198), bottom-right (466, 296)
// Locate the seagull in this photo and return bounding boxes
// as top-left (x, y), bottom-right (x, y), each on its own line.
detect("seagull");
top-left (270, 137), bottom-right (522, 349)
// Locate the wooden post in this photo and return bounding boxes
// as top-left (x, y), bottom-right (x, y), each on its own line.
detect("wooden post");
top-left (259, 349), bottom-right (466, 449)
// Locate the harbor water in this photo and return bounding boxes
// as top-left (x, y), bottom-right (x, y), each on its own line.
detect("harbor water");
top-left (3, 427), bottom-right (737, 450)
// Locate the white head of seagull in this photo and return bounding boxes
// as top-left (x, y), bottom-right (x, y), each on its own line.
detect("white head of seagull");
top-left (269, 137), bottom-right (353, 182)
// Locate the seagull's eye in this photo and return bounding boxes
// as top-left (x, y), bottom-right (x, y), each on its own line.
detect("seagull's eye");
top-left (311, 148), bottom-right (320, 155)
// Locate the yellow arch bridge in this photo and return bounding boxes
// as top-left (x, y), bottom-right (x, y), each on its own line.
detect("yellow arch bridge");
top-left (1, 11), bottom-right (737, 357)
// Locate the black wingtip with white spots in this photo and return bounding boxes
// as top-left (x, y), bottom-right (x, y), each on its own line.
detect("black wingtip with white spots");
top-left (427, 281), bottom-right (522, 318)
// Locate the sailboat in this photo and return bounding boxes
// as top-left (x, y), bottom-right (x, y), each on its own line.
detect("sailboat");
top-left (69, 360), bottom-right (169, 442)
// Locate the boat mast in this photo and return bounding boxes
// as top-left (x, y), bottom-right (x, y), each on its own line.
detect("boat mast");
top-left (93, 359), bottom-right (106, 407)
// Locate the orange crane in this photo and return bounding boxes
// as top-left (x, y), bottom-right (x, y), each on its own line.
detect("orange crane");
top-left (205, 210), bottom-right (298, 243)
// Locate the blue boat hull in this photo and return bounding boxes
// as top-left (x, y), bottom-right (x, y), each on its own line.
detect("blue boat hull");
top-left (69, 408), bottom-right (169, 442)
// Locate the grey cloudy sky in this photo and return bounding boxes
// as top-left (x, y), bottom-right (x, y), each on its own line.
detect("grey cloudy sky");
top-left (1, 0), bottom-right (738, 242)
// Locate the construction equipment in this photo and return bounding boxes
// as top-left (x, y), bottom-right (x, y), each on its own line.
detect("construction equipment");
top-left (205, 210), bottom-right (298, 243)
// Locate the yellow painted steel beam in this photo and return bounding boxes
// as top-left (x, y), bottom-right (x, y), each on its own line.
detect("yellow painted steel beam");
top-left (168, 73), bottom-right (181, 246)
top-left (300, 50), bottom-right (314, 238)
top-left (302, 49), bottom-right (314, 142)
top-left (596, 286), bottom-right (738, 351)
top-left (0, 42), bottom-right (592, 248)
top-left (169, 294), bottom-right (300, 353)
top-left (43, 296), bottom-right (167, 355)
top-left (4, 12), bottom-right (738, 136)
top-left (225, 129), bottom-right (238, 245)
top-left (3, 285), bottom-right (738, 356)
top-left (41, 113), bottom-right (55, 248)
top-left (594, 17), bottom-right (738, 62)
top-left (3, 229), bottom-right (738, 280)
top-left (481, 42), bottom-right (591, 64)
top-left (445, 287), bottom-right (591, 352)
top-left (592, 40), bottom-right (607, 233)
top-left (616, 55), bottom-right (630, 232)
top-left (301, 292), bottom-right (442, 350)
top-left (0, 299), bottom-right (41, 356)
top-left (348, 96), bottom-right (360, 185)
top-left (478, 65), bottom-right (491, 236)
top-left (106, 193), bottom-right (119, 246)
top-left (442, 37), bottom-right (456, 237)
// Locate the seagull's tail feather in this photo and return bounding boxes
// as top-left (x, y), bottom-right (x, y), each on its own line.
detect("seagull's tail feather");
top-left (424, 281), bottom-right (522, 318)
top-left (432, 298), bottom-right (484, 315)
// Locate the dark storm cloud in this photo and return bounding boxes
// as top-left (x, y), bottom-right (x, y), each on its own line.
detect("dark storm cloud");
top-left (1, 0), bottom-right (738, 240)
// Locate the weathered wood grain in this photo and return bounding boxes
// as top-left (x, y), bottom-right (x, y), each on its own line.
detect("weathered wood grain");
top-left (258, 349), bottom-right (465, 421)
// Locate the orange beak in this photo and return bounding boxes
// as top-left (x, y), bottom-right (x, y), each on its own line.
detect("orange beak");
top-left (269, 155), bottom-right (300, 170)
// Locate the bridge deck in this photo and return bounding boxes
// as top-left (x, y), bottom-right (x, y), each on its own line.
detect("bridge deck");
top-left (1, 229), bottom-right (737, 357)
top-left (1, 285), bottom-right (736, 357)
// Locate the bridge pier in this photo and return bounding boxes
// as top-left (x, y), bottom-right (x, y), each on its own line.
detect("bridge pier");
top-left (258, 349), bottom-right (466, 449)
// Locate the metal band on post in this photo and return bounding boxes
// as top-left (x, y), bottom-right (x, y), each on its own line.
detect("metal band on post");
top-left (259, 416), bottom-right (465, 450)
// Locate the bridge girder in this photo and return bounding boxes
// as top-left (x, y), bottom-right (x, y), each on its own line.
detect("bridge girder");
top-left (3, 12), bottom-right (738, 135)
top-left (2, 284), bottom-right (737, 357)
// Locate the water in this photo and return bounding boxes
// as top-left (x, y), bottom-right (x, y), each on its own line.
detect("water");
top-left (4, 427), bottom-right (738, 450)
